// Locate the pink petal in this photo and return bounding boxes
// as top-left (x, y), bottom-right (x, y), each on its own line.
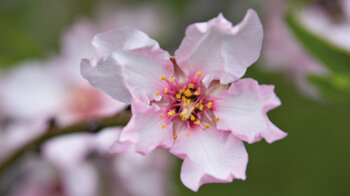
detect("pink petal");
top-left (175, 10), bottom-right (263, 87)
top-left (300, 4), bottom-right (350, 52)
top-left (81, 56), bottom-right (132, 104)
top-left (113, 149), bottom-right (174, 196)
top-left (42, 134), bottom-right (94, 170)
top-left (62, 162), bottom-right (98, 196)
top-left (82, 28), bottom-right (173, 104)
top-left (213, 78), bottom-right (287, 144)
top-left (110, 99), bottom-right (174, 155)
top-left (94, 127), bottom-right (122, 154)
top-left (0, 62), bottom-right (64, 120)
top-left (170, 128), bottom-right (247, 191)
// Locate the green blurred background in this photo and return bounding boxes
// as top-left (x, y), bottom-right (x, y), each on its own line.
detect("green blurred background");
top-left (1, 0), bottom-right (349, 195)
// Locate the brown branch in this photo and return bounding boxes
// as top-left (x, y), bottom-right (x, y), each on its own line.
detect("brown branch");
top-left (0, 111), bottom-right (131, 174)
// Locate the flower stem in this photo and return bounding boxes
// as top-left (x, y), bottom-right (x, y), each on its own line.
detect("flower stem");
top-left (0, 111), bottom-right (131, 174)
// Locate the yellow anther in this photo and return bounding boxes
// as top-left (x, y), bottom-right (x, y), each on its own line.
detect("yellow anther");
top-left (207, 102), bottom-right (212, 109)
top-left (187, 131), bottom-right (191, 136)
top-left (184, 89), bottom-right (192, 97)
top-left (205, 123), bottom-right (211, 129)
top-left (215, 117), bottom-right (220, 122)
top-left (174, 135), bottom-right (178, 140)
top-left (162, 124), bottom-right (166, 129)
top-left (170, 77), bottom-right (175, 83)
top-left (190, 114), bottom-right (195, 121)
top-left (160, 75), bottom-right (166, 80)
top-left (182, 116), bottom-right (188, 121)
top-left (164, 88), bottom-right (168, 94)
top-left (194, 91), bottom-right (200, 96)
top-left (194, 120), bottom-right (200, 125)
top-left (176, 94), bottom-right (181, 99)
top-left (197, 72), bottom-right (202, 77)
top-left (182, 97), bottom-right (188, 106)
top-left (167, 110), bottom-right (175, 117)
top-left (159, 114), bottom-right (164, 119)
top-left (156, 92), bottom-right (160, 96)
top-left (195, 103), bottom-right (200, 108)
top-left (186, 99), bottom-right (191, 104)
top-left (199, 104), bottom-right (204, 111)
top-left (180, 112), bottom-right (184, 117)
top-left (188, 83), bottom-right (194, 88)
top-left (180, 88), bottom-right (185, 93)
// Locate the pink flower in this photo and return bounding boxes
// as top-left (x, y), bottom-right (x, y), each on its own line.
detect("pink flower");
top-left (299, 0), bottom-right (350, 52)
top-left (82, 9), bottom-right (286, 191)
top-left (263, 0), bottom-right (350, 97)
top-left (42, 127), bottom-right (174, 196)
top-left (0, 2), bottom-right (169, 168)
top-left (262, 0), bottom-right (328, 97)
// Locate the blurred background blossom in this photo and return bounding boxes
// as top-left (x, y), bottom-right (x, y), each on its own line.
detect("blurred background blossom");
top-left (0, 0), bottom-right (350, 195)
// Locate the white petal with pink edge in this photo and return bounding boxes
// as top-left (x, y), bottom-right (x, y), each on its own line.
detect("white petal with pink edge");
top-left (170, 128), bottom-right (247, 191)
top-left (84, 28), bottom-right (173, 104)
top-left (110, 99), bottom-right (174, 155)
top-left (213, 78), bottom-right (287, 143)
top-left (175, 9), bottom-right (263, 87)
top-left (81, 56), bottom-right (132, 103)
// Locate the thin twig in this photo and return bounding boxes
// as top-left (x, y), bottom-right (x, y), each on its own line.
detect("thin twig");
top-left (0, 111), bottom-right (131, 174)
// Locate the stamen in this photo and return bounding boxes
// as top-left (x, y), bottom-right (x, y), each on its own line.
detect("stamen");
top-left (199, 104), bottom-right (204, 111)
top-left (194, 120), bottom-right (200, 125)
top-left (154, 65), bottom-right (216, 135)
top-left (184, 89), bottom-right (192, 97)
top-left (207, 102), bottom-right (212, 109)
top-left (190, 114), bottom-right (195, 121)
top-left (167, 110), bottom-right (175, 117)
top-left (168, 113), bottom-right (180, 121)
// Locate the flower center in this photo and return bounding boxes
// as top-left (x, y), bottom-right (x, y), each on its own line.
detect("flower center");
top-left (155, 57), bottom-right (220, 139)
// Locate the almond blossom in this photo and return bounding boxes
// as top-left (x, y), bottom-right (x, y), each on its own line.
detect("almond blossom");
top-left (9, 128), bottom-right (173, 196)
top-left (300, 0), bottom-right (350, 52)
top-left (38, 127), bottom-right (173, 196)
top-left (82, 9), bottom-right (287, 191)
top-left (262, 0), bottom-right (328, 97)
top-left (263, 0), bottom-right (350, 97)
